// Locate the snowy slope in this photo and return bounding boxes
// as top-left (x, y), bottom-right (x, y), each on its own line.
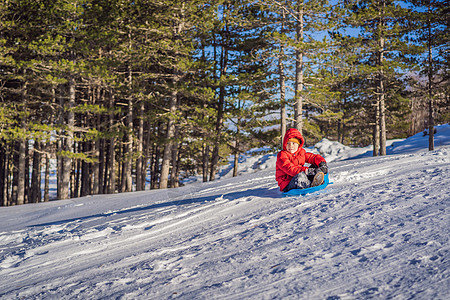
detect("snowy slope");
top-left (0, 125), bottom-right (449, 299)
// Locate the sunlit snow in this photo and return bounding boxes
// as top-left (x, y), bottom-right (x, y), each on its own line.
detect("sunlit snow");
top-left (0, 124), bottom-right (449, 299)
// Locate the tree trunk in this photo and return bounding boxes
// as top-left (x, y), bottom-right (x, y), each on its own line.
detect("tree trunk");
top-left (72, 143), bottom-right (79, 198)
top-left (279, 45), bottom-right (287, 145)
top-left (428, 97), bottom-right (434, 151)
top-left (75, 144), bottom-right (81, 198)
top-left (107, 138), bottom-right (116, 194)
top-left (121, 107), bottom-right (133, 192)
top-left (373, 101), bottom-right (380, 157)
top-left (30, 141), bottom-right (42, 203)
top-left (15, 140), bottom-right (26, 205)
top-left (233, 132), bottom-right (239, 177)
top-left (373, 3), bottom-right (384, 157)
top-left (160, 90), bottom-right (177, 189)
top-left (427, 16), bottom-right (434, 151)
top-left (278, 9), bottom-right (287, 145)
top-left (202, 143), bottom-right (209, 182)
top-left (210, 16), bottom-right (227, 181)
top-left (379, 34), bottom-right (386, 156)
top-left (159, 137), bottom-right (172, 189)
top-left (107, 94), bottom-right (116, 194)
top-left (11, 142), bottom-right (19, 205)
top-left (143, 120), bottom-right (152, 190)
top-left (339, 98), bottom-right (347, 144)
top-left (56, 86), bottom-right (62, 200)
top-left (174, 147), bottom-right (182, 187)
top-left (338, 119), bottom-right (342, 143)
top-left (136, 100), bottom-right (145, 191)
top-left (233, 153), bottom-right (238, 177)
top-left (170, 126), bottom-right (180, 188)
top-left (92, 86), bottom-right (101, 195)
top-left (0, 141), bottom-right (6, 206)
top-left (122, 66), bottom-right (134, 193)
top-left (170, 141), bottom-right (180, 188)
top-left (379, 85), bottom-right (387, 156)
top-left (151, 141), bottom-right (160, 190)
top-left (92, 138), bottom-right (100, 195)
top-left (57, 135), bottom-right (62, 200)
top-left (210, 86), bottom-right (224, 182)
top-left (81, 141), bottom-right (91, 197)
top-left (44, 142), bottom-right (50, 202)
top-left (16, 78), bottom-right (28, 205)
top-left (294, 1), bottom-right (304, 133)
top-left (121, 27), bottom-right (134, 193)
top-left (6, 148), bottom-right (13, 206)
top-left (98, 138), bottom-right (105, 194)
top-left (60, 78), bottom-right (75, 199)
top-left (24, 140), bottom-right (30, 204)
top-left (161, 4), bottom-right (186, 188)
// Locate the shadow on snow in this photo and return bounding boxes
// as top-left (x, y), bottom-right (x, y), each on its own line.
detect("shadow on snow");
top-left (29, 187), bottom-right (281, 228)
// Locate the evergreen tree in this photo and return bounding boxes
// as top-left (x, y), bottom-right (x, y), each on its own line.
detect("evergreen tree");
top-left (409, 0), bottom-right (449, 150)
top-left (260, 0), bottom-right (334, 144)
top-left (287, 0), bottom-right (332, 134)
top-left (0, 0), bottom-right (70, 204)
top-left (3, 0), bottom-right (445, 206)
top-left (343, 0), bottom-right (416, 155)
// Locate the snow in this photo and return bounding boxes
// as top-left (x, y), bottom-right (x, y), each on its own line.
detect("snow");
top-left (1, 124), bottom-right (449, 299)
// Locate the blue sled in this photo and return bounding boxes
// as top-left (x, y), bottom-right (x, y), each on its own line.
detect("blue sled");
top-left (283, 173), bottom-right (330, 196)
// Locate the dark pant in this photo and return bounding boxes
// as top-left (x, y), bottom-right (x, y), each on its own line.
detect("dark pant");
top-left (283, 172), bottom-right (312, 192)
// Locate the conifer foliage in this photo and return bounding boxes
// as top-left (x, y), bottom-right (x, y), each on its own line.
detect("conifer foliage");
top-left (0, 0), bottom-right (447, 205)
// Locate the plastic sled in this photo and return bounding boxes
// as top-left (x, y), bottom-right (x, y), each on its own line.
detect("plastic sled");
top-left (283, 173), bottom-right (330, 196)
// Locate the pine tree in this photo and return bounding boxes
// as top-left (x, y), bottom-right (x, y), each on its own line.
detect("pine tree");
top-left (409, 0), bottom-right (449, 150)
top-left (257, 0), bottom-right (334, 145)
top-left (288, 0), bottom-right (332, 134)
top-left (0, 0), bottom-right (66, 204)
top-left (343, 0), bottom-right (416, 155)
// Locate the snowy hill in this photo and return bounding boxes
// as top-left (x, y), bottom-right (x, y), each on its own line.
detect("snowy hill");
top-left (0, 125), bottom-right (449, 299)
top-left (218, 123), bottom-right (450, 178)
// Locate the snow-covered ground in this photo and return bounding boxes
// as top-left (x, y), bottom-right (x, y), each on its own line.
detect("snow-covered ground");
top-left (0, 124), bottom-right (449, 299)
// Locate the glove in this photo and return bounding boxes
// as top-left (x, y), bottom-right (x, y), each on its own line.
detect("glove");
top-left (318, 161), bottom-right (328, 174)
top-left (307, 166), bottom-right (319, 176)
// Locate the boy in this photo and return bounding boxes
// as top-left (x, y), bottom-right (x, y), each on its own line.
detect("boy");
top-left (276, 128), bottom-right (328, 192)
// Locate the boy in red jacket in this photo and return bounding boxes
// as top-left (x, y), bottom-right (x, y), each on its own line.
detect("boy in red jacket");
top-left (276, 128), bottom-right (328, 192)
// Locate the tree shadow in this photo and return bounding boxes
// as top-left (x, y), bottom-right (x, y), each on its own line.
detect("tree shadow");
top-left (29, 186), bottom-right (282, 228)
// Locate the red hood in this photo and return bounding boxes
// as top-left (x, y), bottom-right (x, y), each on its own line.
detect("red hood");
top-left (283, 128), bottom-right (304, 152)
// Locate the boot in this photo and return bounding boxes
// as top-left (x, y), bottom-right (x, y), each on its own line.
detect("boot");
top-left (310, 171), bottom-right (324, 187)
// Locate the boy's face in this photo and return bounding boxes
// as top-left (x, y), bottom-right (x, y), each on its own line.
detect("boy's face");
top-left (286, 141), bottom-right (299, 153)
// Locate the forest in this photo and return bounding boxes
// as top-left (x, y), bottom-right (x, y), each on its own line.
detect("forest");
top-left (0, 0), bottom-right (448, 206)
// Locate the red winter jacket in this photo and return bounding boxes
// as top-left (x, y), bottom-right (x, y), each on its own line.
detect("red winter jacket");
top-left (276, 128), bottom-right (326, 191)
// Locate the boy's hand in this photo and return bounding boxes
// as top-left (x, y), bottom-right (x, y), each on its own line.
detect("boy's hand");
top-left (319, 161), bottom-right (328, 174)
top-left (307, 166), bottom-right (319, 176)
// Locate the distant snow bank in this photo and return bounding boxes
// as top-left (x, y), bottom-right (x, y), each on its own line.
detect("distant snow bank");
top-left (217, 124), bottom-right (450, 179)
